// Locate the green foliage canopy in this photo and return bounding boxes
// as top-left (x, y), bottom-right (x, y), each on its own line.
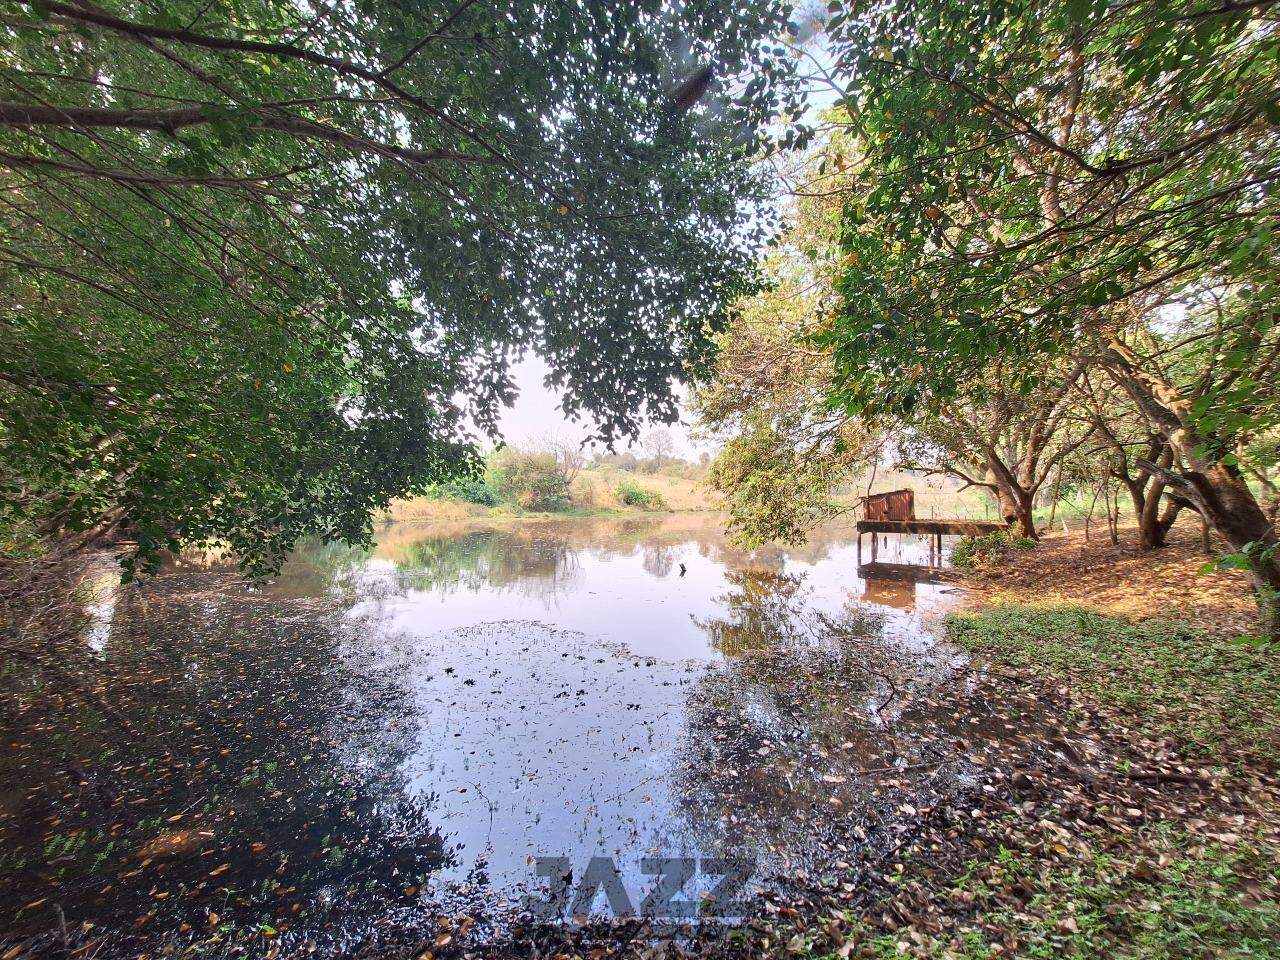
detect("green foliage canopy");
top-left (817, 0), bottom-right (1279, 418)
top-left (0, 0), bottom-right (801, 572)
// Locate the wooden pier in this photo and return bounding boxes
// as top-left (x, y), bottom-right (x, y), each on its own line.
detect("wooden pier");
top-left (855, 519), bottom-right (1008, 537)
top-left (856, 518), bottom-right (1008, 570)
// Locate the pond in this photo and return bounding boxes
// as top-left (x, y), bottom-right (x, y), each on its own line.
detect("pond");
top-left (0, 515), bottom-right (1007, 955)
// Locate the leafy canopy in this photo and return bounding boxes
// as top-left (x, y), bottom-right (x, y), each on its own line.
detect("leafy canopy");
top-left (0, 0), bottom-right (801, 572)
top-left (817, 0), bottom-right (1279, 417)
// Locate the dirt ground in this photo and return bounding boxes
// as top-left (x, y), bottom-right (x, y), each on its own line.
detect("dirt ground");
top-left (961, 516), bottom-right (1262, 637)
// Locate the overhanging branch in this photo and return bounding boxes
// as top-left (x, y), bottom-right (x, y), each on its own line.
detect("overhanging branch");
top-left (0, 101), bottom-right (501, 166)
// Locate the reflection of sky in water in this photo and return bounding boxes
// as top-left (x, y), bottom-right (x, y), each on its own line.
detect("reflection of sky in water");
top-left (297, 516), bottom-right (964, 910)
top-left (1, 515), bottom-right (981, 951)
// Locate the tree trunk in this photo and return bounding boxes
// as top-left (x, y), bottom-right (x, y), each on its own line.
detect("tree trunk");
top-left (1187, 463), bottom-right (1280, 637)
top-left (1100, 340), bottom-right (1280, 631)
top-left (993, 484), bottom-right (1036, 538)
top-left (1137, 481), bottom-right (1170, 549)
top-left (1142, 498), bottom-right (1184, 549)
top-left (986, 461), bottom-right (1038, 539)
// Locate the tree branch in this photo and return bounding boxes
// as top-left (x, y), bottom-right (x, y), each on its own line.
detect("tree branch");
top-left (0, 101), bottom-right (501, 165)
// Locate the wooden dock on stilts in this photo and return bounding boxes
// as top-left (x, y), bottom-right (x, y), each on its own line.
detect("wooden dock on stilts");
top-left (855, 518), bottom-right (1009, 571)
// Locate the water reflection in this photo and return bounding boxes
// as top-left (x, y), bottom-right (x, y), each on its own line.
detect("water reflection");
top-left (1, 514), bottom-right (969, 955)
top-left (0, 574), bottom-right (451, 951)
top-left (679, 573), bottom-right (959, 872)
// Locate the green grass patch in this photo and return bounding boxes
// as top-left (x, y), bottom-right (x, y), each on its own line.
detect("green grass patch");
top-left (968, 830), bottom-right (1280, 960)
top-left (829, 828), bottom-right (1279, 960)
top-left (789, 823), bottom-right (1279, 960)
top-left (947, 606), bottom-right (1280, 767)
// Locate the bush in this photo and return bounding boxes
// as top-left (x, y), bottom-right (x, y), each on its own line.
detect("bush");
top-left (616, 479), bottom-right (666, 509)
top-left (488, 450), bottom-right (572, 511)
top-left (426, 476), bottom-right (500, 506)
top-left (951, 529), bottom-right (1034, 568)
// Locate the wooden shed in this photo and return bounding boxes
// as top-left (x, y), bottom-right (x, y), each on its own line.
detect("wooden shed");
top-left (863, 488), bottom-right (915, 522)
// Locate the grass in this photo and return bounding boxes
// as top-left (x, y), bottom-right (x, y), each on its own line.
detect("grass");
top-left (970, 831), bottom-right (1280, 960)
top-left (946, 606), bottom-right (1280, 767)
top-left (814, 826), bottom-right (1280, 960)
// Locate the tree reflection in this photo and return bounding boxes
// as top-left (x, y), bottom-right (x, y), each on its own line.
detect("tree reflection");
top-left (0, 571), bottom-right (453, 953)
top-left (677, 570), bottom-right (957, 866)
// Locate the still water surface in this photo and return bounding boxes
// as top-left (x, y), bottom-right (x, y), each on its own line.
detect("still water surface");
top-left (1, 515), bottom-right (970, 950)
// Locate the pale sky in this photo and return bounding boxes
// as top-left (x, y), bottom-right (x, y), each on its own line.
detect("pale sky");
top-left (495, 354), bottom-right (710, 459)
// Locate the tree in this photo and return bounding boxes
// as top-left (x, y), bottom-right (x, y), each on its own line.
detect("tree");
top-left (487, 447), bottom-right (572, 512)
top-left (816, 0), bottom-right (1280, 631)
top-left (696, 119), bottom-right (1099, 542)
top-left (641, 428), bottom-right (677, 469)
top-left (1093, 286), bottom-right (1280, 606)
top-left (540, 434), bottom-right (587, 488)
top-left (0, 0), bottom-right (801, 573)
top-left (694, 132), bottom-right (885, 544)
top-left (893, 360), bottom-right (1093, 538)
top-left (1074, 368), bottom-right (1188, 549)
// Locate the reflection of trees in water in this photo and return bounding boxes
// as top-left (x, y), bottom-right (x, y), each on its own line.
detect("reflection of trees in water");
top-left (275, 538), bottom-right (375, 597)
top-left (675, 570), bottom-right (956, 864)
top-left (399, 529), bottom-right (581, 599)
top-left (693, 570), bottom-right (812, 656)
top-left (386, 529), bottom-right (579, 598)
top-left (286, 516), bottom-right (872, 609)
top-left (0, 573), bottom-right (451, 952)
top-left (642, 544), bottom-right (676, 578)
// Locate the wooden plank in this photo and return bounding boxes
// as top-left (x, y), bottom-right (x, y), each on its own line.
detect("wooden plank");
top-left (864, 488), bottom-right (915, 522)
top-left (855, 518), bottom-right (1008, 536)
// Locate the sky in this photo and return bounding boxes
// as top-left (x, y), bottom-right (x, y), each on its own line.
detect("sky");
top-left (495, 354), bottom-right (710, 460)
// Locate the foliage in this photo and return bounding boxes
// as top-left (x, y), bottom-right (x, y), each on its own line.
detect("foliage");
top-left (948, 606), bottom-right (1280, 766)
top-left (813, 0), bottom-right (1280, 624)
top-left (0, 0), bottom-right (801, 573)
top-left (695, 126), bottom-right (1092, 543)
top-left (426, 477), bottom-right (500, 508)
top-left (951, 530), bottom-right (1036, 570)
top-left (487, 449), bottom-right (572, 513)
top-left (615, 478), bottom-right (666, 510)
top-left (694, 126), bottom-right (884, 544)
top-left (818, 0), bottom-right (1279, 419)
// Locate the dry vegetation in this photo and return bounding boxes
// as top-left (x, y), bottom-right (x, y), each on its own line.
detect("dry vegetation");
top-left (383, 464), bottom-right (716, 522)
top-left (962, 517), bottom-right (1260, 638)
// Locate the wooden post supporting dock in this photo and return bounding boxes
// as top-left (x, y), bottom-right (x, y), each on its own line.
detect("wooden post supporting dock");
top-left (855, 518), bottom-right (1009, 578)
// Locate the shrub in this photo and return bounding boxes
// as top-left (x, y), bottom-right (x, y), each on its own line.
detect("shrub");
top-left (423, 476), bottom-right (500, 506)
top-left (616, 479), bottom-right (666, 510)
top-left (951, 529), bottom-right (1034, 568)
top-left (446, 477), bottom-right (500, 506)
top-left (488, 450), bottom-right (572, 511)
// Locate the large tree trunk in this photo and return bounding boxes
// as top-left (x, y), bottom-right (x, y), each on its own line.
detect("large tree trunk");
top-left (1101, 340), bottom-right (1280, 634)
top-left (1137, 481), bottom-right (1170, 549)
top-left (1141, 457), bottom-right (1280, 636)
top-left (986, 458), bottom-right (1038, 539)
top-left (989, 472), bottom-right (1036, 538)
top-left (1188, 464), bottom-right (1280, 636)
top-left (1141, 498), bottom-right (1184, 549)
